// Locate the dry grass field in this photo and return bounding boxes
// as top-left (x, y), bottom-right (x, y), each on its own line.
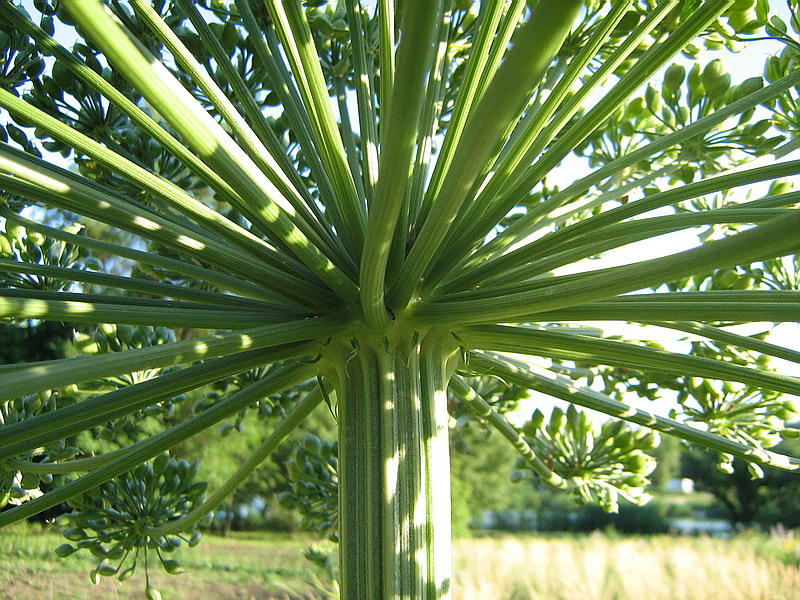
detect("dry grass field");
top-left (1, 524), bottom-right (798, 599)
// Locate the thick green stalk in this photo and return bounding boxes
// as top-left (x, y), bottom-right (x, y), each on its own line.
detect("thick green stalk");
top-left (329, 331), bottom-right (454, 599)
top-left (360, 0), bottom-right (443, 328)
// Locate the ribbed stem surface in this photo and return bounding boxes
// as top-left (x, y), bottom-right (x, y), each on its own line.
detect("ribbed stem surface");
top-left (335, 332), bottom-right (454, 599)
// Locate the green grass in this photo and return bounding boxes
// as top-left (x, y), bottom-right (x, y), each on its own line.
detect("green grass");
top-left (2, 523), bottom-right (799, 599)
top-left (0, 523), bottom-right (333, 599)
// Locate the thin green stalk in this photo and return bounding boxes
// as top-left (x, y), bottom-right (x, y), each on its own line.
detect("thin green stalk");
top-left (649, 321), bottom-right (800, 367)
top-left (442, 207), bottom-right (794, 293)
top-left (479, 67), bottom-right (800, 262)
top-left (360, 0), bottom-right (444, 329)
top-left (0, 144), bottom-right (336, 309)
top-left (404, 2), bottom-right (458, 230)
top-left (378, 0), bottom-right (395, 148)
top-left (0, 345), bottom-right (314, 459)
top-left (471, 1), bottom-right (526, 104)
top-left (0, 259), bottom-right (303, 312)
top-left (62, 0), bottom-right (361, 310)
top-left (467, 352), bottom-right (800, 472)
top-left (450, 160), bottom-right (800, 291)
top-left (3, 455), bottom-right (119, 474)
top-left (143, 386), bottom-right (325, 537)
top-left (518, 302), bottom-right (799, 323)
top-left (133, 0), bottom-right (350, 272)
top-left (0, 292), bottom-right (295, 329)
top-left (458, 325), bottom-right (800, 397)
top-left (415, 204), bottom-right (800, 325)
top-left (389, 0), bottom-right (584, 313)
top-left (233, 0), bottom-right (341, 231)
top-left (488, 1), bottom-right (673, 191)
top-left (0, 314), bottom-right (349, 401)
top-left (0, 210), bottom-right (284, 304)
top-left (344, 0), bottom-right (379, 203)
top-left (400, 5), bottom-right (451, 236)
top-left (440, 0), bottom-right (648, 252)
top-left (418, 1), bottom-right (512, 220)
top-left (263, 0), bottom-right (366, 257)
top-left (449, 374), bottom-right (565, 488)
top-left (0, 3), bottom-right (252, 213)
top-left (435, 0), bottom-right (736, 271)
top-left (334, 75), bottom-right (367, 204)
top-left (0, 363), bottom-right (316, 526)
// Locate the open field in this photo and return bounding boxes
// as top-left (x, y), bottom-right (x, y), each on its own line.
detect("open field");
top-left (1, 524), bottom-right (799, 599)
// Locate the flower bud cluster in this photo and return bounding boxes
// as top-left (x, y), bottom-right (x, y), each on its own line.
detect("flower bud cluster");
top-left (54, 454), bottom-right (207, 598)
top-left (0, 390), bottom-right (69, 508)
top-left (1, 220), bottom-right (90, 291)
top-left (196, 366), bottom-right (316, 436)
top-left (678, 381), bottom-right (798, 474)
top-left (517, 405), bottom-right (659, 513)
top-left (278, 434), bottom-right (338, 541)
top-left (73, 324), bottom-right (180, 435)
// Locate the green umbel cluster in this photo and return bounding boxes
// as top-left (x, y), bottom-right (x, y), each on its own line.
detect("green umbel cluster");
top-left (279, 433), bottom-right (339, 540)
top-left (518, 405), bottom-right (659, 513)
top-left (55, 454), bottom-right (206, 599)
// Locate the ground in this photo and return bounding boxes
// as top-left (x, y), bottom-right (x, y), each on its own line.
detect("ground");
top-left (2, 524), bottom-right (799, 599)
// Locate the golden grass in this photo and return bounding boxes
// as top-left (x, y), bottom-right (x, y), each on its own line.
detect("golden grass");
top-left (2, 525), bottom-right (799, 599)
top-left (451, 533), bottom-right (800, 600)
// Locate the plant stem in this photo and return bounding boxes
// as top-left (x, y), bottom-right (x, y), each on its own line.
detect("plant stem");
top-left (331, 331), bottom-right (455, 599)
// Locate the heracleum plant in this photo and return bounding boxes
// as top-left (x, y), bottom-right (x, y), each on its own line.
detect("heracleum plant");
top-left (2, 0), bottom-right (800, 597)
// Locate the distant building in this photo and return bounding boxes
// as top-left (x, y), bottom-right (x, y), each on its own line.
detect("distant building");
top-left (664, 477), bottom-right (695, 494)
